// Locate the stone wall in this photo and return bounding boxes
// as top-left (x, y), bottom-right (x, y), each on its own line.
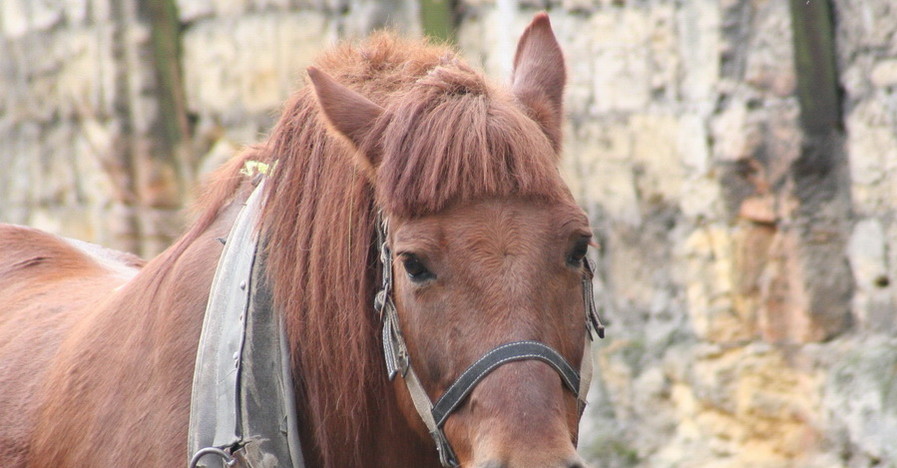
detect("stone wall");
top-left (3, 1), bottom-right (897, 466)
top-left (463, 1), bottom-right (897, 466)
top-left (0, 0), bottom-right (422, 255)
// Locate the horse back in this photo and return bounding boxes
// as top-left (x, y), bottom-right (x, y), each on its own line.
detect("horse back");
top-left (0, 224), bottom-right (143, 285)
top-left (0, 224), bottom-right (143, 466)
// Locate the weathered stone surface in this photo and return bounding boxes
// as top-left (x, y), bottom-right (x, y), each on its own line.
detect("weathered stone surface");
top-left (847, 218), bottom-right (894, 333)
top-left (680, 225), bottom-right (744, 343)
top-left (653, 343), bottom-right (827, 467)
top-left (676, 0), bottom-right (720, 105)
top-left (176, 0), bottom-right (215, 21)
top-left (340, 0), bottom-right (421, 38)
top-left (824, 337), bottom-right (897, 466)
top-left (845, 100), bottom-right (897, 214)
top-left (588, 9), bottom-right (651, 113)
top-left (460, 1), bottom-right (886, 464)
top-left (562, 120), bottom-right (643, 226)
top-left (182, 11), bottom-right (330, 124)
top-left (1, 0), bottom-right (425, 255)
top-left (743, 0), bottom-right (795, 97)
top-left (870, 59), bottom-right (897, 88)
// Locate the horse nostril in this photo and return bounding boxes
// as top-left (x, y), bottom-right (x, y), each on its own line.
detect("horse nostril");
top-left (475, 462), bottom-right (507, 468)
top-left (477, 457), bottom-right (585, 468)
top-left (564, 458), bottom-right (590, 468)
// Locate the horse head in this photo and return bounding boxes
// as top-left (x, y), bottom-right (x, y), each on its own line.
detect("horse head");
top-left (306, 14), bottom-right (597, 468)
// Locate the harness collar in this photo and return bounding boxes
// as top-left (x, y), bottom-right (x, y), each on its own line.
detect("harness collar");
top-left (187, 180), bottom-right (305, 468)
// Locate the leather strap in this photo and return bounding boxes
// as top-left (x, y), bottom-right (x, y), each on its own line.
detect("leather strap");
top-left (431, 341), bottom-right (580, 428)
top-left (188, 180), bottom-right (305, 468)
top-left (577, 336), bottom-right (593, 417)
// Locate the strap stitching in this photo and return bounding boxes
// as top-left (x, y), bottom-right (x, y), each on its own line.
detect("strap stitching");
top-left (432, 343), bottom-right (581, 427)
top-left (433, 352), bottom-right (573, 426)
top-left (448, 341), bottom-right (559, 389)
top-left (442, 342), bottom-right (579, 400)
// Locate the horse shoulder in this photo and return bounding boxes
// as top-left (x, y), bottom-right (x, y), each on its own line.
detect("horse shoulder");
top-left (24, 199), bottom-right (242, 466)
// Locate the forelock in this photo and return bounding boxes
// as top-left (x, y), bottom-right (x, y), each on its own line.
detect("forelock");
top-left (373, 63), bottom-right (568, 218)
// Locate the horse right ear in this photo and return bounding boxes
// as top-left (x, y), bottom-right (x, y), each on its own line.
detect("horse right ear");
top-left (308, 67), bottom-right (385, 173)
top-left (511, 13), bottom-right (566, 153)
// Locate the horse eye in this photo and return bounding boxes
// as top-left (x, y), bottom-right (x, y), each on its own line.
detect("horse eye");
top-left (567, 237), bottom-right (590, 266)
top-left (401, 254), bottom-right (434, 282)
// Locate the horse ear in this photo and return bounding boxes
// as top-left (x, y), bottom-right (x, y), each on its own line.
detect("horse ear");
top-left (511, 13), bottom-right (566, 153)
top-left (307, 66), bottom-right (385, 172)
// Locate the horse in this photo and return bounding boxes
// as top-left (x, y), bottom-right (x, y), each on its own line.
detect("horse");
top-left (0, 13), bottom-right (599, 468)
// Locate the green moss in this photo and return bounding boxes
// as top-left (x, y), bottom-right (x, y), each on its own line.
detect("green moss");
top-left (584, 438), bottom-right (641, 467)
top-left (614, 338), bottom-right (648, 371)
top-left (788, 0), bottom-right (841, 135)
top-left (420, 0), bottom-right (456, 43)
top-left (144, 0), bottom-right (190, 151)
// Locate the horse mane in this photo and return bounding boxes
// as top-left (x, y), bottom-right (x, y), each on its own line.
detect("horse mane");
top-left (184, 33), bottom-right (569, 467)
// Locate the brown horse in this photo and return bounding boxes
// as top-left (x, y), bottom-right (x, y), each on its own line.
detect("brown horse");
top-left (0, 14), bottom-right (595, 468)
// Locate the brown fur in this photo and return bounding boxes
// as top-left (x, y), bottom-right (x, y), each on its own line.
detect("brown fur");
top-left (0, 14), bottom-right (590, 468)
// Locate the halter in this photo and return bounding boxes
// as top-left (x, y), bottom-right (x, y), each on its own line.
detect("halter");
top-left (373, 213), bottom-right (605, 467)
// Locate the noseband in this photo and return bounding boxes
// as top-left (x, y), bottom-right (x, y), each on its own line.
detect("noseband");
top-left (373, 215), bottom-right (605, 467)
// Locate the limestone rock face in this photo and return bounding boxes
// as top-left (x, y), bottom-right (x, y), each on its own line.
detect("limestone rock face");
top-left (0, 0), bottom-right (420, 256)
top-left (457, 1), bottom-right (892, 466)
top-left (3, 0), bottom-right (897, 466)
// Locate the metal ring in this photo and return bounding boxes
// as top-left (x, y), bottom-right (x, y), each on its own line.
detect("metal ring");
top-left (189, 447), bottom-right (237, 468)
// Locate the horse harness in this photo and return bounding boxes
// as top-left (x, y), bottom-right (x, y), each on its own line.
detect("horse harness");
top-left (188, 180), bottom-right (305, 468)
top-left (187, 178), bottom-right (605, 467)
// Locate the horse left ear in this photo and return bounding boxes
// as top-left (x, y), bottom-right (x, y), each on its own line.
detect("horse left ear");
top-left (308, 67), bottom-right (385, 173)
top-left (511, 13), bottom-right (566, 153)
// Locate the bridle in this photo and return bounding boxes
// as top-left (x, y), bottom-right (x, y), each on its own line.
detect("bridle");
top-left (373, 214), bottom-right (605, 467)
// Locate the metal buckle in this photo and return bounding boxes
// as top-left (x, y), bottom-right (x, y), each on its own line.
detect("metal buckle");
top-left (380, 243), bottom-right (392, 292)
top-left (189, 447), bottom-right (237, 468)
top-left (381, 295), bottom-right (411, 380)
top-left (432, 429), bottom-right (460, 468)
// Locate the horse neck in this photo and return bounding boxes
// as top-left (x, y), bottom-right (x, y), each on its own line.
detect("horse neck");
top-left (368, 397), bottom-right (441, 467)
top-left (21, 187), bottom-right (250, 467)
